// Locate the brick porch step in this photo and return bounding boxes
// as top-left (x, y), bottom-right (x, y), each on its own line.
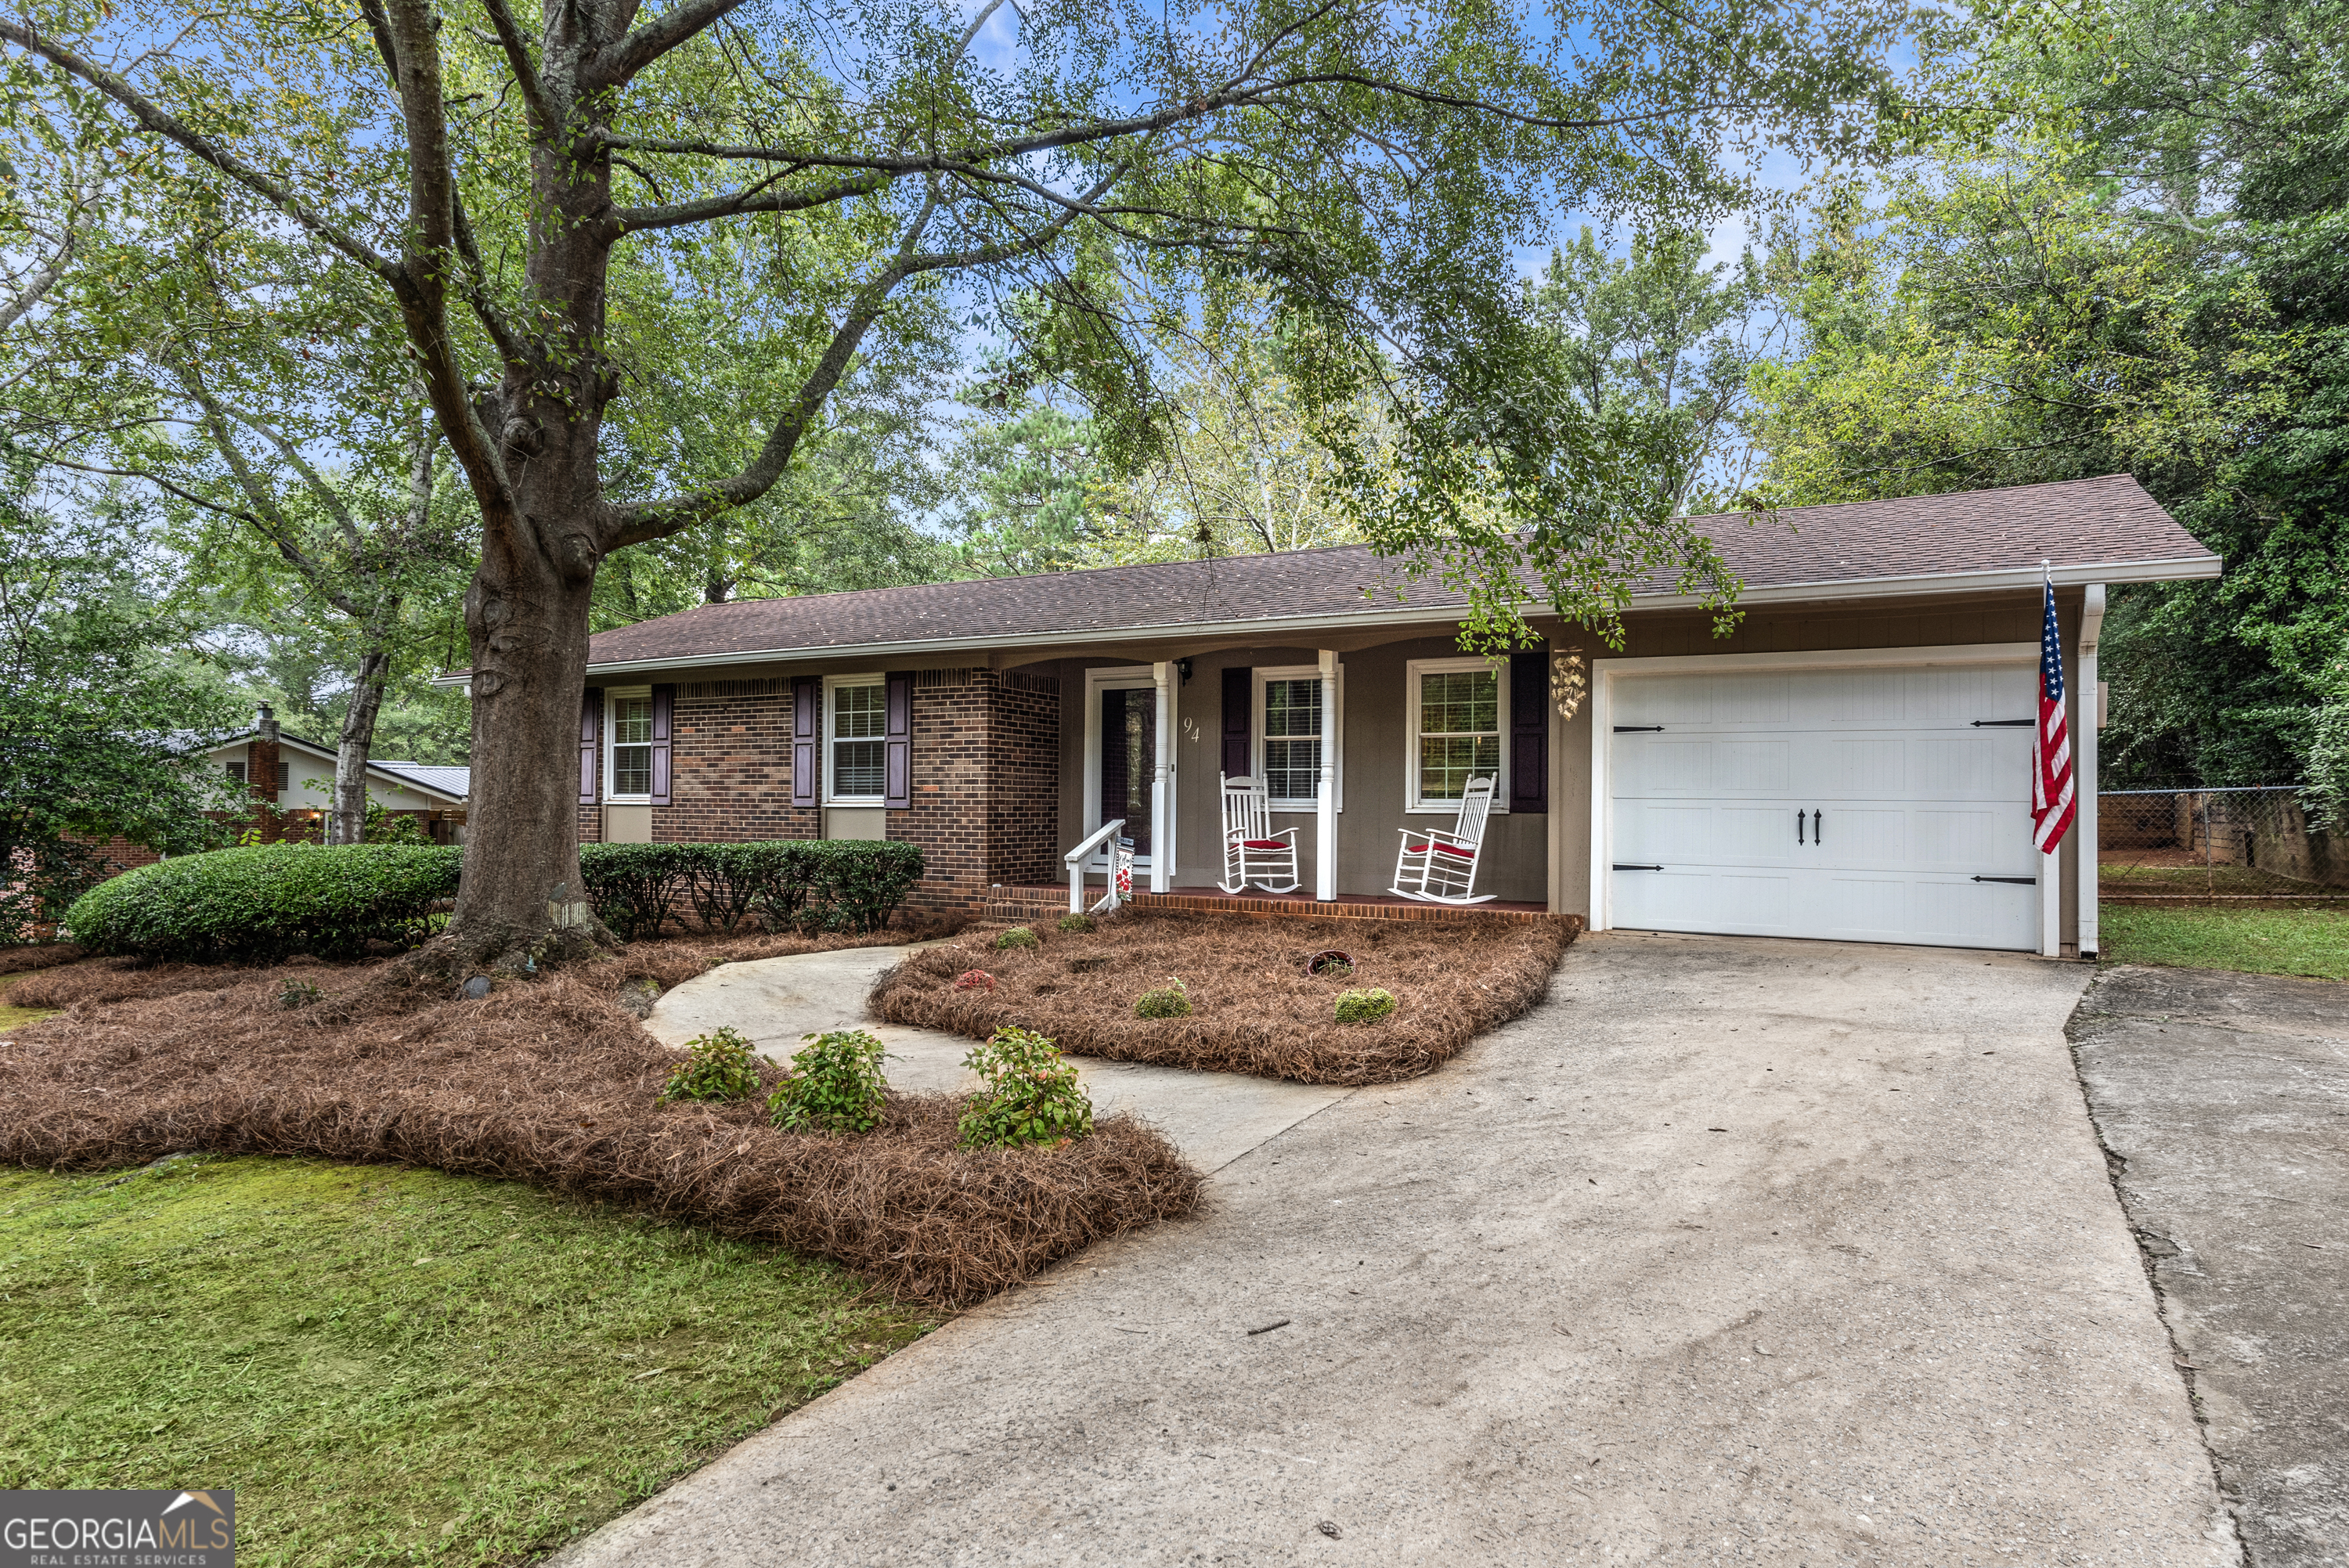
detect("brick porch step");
top-left (982, 885), bottom-right (1560, 926)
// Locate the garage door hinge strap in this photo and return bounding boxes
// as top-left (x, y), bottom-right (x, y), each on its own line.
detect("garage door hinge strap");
top-left (1971, 719), bottom-right (2034, 727)
top-left (1612, 725), bottom-right (1665, 732)
top-left (1612, 863), bottom-right (1664, 871)
top-left (1972, 874), bottom-right (2037, 884)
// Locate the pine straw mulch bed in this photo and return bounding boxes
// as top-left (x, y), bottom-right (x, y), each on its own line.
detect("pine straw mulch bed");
top-left (870, 908), bottom-right (1579, 1086)
top-left (0, 924), bottom-right (1200, 1307)
top-left (0, 943), bottom-right (83, 977)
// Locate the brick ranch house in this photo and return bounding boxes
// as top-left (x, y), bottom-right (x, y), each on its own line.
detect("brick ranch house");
top-left (522, 475), bottom-right (2217, 957)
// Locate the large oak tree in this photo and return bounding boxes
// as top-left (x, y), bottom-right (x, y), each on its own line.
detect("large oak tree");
top-left (5, 0), bottom-right (1897, 968)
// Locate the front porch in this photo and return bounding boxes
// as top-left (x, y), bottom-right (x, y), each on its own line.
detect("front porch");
top-left (983, 883), bottom-right (1556, 926)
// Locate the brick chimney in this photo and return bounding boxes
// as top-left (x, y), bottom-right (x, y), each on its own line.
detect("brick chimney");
top-left (248, 702), bottom-right (282, 809)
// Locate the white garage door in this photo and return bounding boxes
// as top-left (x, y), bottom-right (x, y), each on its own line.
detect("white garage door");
top-left (1607, 663), bottom-right (2042, 950)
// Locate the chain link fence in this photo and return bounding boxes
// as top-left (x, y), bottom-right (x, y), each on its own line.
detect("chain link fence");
top-left (2100, 788), bottom-right (2349, 903)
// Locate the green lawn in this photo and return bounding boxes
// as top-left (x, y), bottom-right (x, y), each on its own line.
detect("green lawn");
top-left (0, 1154), bottom-right (939, 1566)
top-left (2098, 905), bottom-right (2349, 981)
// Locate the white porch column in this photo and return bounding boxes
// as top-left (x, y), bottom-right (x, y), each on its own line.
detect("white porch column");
top-left (1151, 661), bottom-right (1174, 894)
top-left (1315, 648), bottom-right (1337, 901)
top-left (2077, 585), bottom-right (2105, 957)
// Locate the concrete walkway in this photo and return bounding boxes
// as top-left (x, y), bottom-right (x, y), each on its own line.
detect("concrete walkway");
top-left (644, 944), bottom-right (1351, 1173)
top-left (578, 933), bottom-right (2235, 1566)
top-left (2070, 964), bottom-right (2348, 1566)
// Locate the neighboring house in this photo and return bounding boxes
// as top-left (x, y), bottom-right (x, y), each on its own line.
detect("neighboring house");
top-left (537, 474), bottom-right (2216, 957)
top-left (200, 706), bottom-right (471, 842)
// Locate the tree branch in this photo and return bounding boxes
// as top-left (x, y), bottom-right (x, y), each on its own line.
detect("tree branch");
top-left (604, 175), bottom-right (1106, 546)
top-left (0, 20), bottom-right (399, 280)
top-left (611, 168), bottom-right (888, 233)
top-left (590, 0), bottom-right (748, 89)
top-left (478, 0), bottom-right (557, 135)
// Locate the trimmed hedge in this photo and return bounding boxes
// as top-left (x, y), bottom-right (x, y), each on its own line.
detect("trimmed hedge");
top-left (577, 841), bottom-right (924, 941)
top-left (66, 844), bottom-right (463, 962)
top-left (67, 839), bottom-right (926, 961)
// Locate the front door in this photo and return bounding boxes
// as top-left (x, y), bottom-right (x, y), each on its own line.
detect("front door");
top-left (1098, 687), bottom-right (1155, 857)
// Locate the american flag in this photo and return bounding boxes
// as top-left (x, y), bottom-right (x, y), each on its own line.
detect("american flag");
top-left (2032, 569), bottom-right (2076, 852)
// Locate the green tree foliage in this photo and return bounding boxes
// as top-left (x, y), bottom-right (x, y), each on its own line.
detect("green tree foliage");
top-left (6, 0), bottom-right (1902, 963)
top-left (0, 512), bottom-right (240, 940)
top-left (1750, 1), bottom-right (2349, 788)
top-left (1525, 226), bottom-right (1774, 517)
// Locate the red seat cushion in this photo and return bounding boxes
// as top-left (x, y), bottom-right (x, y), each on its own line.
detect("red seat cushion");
top-left (1407, 841), bottom-right (1474, 859)
top-left (1242, 838), bottom-right (1290, 851)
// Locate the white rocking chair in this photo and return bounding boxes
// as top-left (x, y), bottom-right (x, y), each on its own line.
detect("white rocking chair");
top-left (1219, 773), bottom-right (1301, 894)
top-left (1391, 777), bottom-right (1498, 904)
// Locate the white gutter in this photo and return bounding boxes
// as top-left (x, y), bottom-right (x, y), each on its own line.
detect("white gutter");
top-left (549, 553), bottom-right (2221, 680)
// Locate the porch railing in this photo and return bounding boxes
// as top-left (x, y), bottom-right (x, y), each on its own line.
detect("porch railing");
top-left (1064, 818), bottom-right (1131, 915)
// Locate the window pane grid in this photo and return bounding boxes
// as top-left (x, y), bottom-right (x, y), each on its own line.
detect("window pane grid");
top-left (611, 696), bottom-right (652, 797)
top-left (831, 682), bottom-right (886, 798)
top-left (1416, 669), bottom-right (1499, 802)
top-left (1262, 678), bottom-right (1322, 801)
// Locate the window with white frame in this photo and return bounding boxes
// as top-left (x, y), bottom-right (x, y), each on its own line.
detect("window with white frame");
top-left (1406, 658), bottom-right (1507, 812)
top-left (608, 689), bottom-right (654, 800)
top-left (826, 676), bottom-right (887, 803)
top-left (1255, 665), bottom-right (1342, 811)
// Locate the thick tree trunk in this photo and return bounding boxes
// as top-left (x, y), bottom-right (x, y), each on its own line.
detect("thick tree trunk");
top-left (328, 645), bottom-right (393, 846)
top-left (442, 510), bottom-right (609, 971)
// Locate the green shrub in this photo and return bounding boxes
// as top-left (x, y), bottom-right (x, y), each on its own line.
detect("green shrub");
top-left (1133, 975), bottom-right (1192, 1019)
top-left (276, 977), bottom-right (323, 1010)
top-left (994, 925), bottom-right (1040, 951)
top-left (767, 1029), bottom-right (890, 1135)
top-left (578, 841), bottom-right (925, 940)
top-left (64, 844), bottom-right (464, 962)
top-left (1056, 912), bottom-right (1095, 934)
top-left (660, 1026), bottom-right (765, 1103)
top-left (957, 1026), bottom-right (1094, 1149)
top-left (1334, 987), bottom-right (1396, 1024)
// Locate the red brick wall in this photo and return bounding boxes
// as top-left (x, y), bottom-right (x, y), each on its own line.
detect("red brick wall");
top-left (886, 668), bottom-right (1062, 910)
top-left (651, 681), bottom-right (819, 845)
top-left (590, 668), bottom-right (1063, 914)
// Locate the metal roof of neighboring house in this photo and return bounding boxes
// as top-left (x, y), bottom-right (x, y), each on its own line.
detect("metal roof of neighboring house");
top-left (579, 474), bottom-right (2220, 673)
top-left (369, 760), bottom-right (472, 799)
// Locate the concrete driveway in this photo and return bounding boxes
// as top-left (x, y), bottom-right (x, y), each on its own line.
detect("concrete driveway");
top-left (2070, 964), bottom-right (2348, 1566)
top-left (568, 932), bottom-right (2233, 1566)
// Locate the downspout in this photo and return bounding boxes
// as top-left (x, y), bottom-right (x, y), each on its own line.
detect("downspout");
top-left (2078, 585), bottom-right (2105, 958)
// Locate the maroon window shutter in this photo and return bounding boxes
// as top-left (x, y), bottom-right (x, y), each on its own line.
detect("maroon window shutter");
top-left (579, 687), bottom-right (603, 804)
top-left (1221, 665), bottom-right (1252, 779)
top-left (791, 676), bottom-right (818, 808)
top-left (648, 683), bottom-right (675, 806)
top-left (883, 672), bottom-right (913, 809)
top-left (1509, 651), bottom-right (1547, 813)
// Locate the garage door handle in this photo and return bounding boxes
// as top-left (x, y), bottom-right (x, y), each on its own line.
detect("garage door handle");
top-left (1972, 719), bottom-right (2034, 727)
top-left (1612, 863), bottom-right (1664, 871)
top-left (1972, 874), bottom-right (2037, 885)
top-left (1613, 725), bottom-right (1665, 733)
top-left (1796, 810), bottom-right (1804, 844)
top-left (1813, 809), bottom-right (1822, 844)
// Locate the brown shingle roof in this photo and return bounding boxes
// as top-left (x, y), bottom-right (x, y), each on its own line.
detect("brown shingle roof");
top-left (586, 474), bottom-right (2214, 669)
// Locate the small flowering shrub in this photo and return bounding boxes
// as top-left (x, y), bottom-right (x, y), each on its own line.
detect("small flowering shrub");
top-left (767, 1029), bottom-right (889, 1135)
top-left (994, 925), bottom-right (1040, 951)
top-left (952, 968), bottom-right (997, 993)
top-left (957, 1026), bottom-right (1094, 1149)
top-left (1056, 912), bottom-right (1095, 934)
top-left (1133, 975), bottom-right (1192, 1019)
top-left (1334, 988), bottom-right (1396, 1025)
top-left (660, 1026), bottom-right (764, 1103)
